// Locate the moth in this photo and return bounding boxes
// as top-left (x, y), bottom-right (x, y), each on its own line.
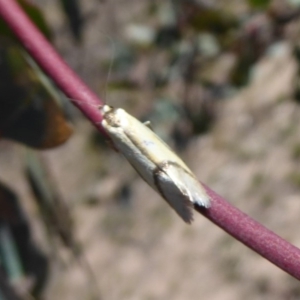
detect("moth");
top-left (101, 105), bottom-right (211, 223)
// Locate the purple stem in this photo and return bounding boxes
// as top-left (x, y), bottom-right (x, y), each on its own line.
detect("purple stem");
top-left (1, 0), bottom-right (300, 280)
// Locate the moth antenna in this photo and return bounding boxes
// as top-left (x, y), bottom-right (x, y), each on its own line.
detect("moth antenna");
top-left (64, 97), bottom-right (101, 109)
top-left (62, 32), bottom-right (115, 109)
top-left (102, 33), bottom-right (115, 105)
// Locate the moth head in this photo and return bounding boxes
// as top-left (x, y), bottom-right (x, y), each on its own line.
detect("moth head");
top-left (100, 105), bottom-right (124, 128)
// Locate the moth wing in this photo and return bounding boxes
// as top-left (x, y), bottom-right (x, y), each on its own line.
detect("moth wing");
top-left (156, 169), bottom-right (194, 223)
top-left (167, 165), bottom-right (210, 208)
top-left (156, 164), bottom-right (210, 222)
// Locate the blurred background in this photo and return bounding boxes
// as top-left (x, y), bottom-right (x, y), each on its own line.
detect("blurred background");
top-left (1, 0), bottom-right (300, 299)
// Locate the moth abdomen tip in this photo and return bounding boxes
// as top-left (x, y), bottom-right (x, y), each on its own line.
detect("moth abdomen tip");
top-left (194, 196), bottom-right (211, 209)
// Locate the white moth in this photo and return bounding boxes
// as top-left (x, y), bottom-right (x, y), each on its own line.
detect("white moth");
top-left (101, 105), bottom-right (210, 223)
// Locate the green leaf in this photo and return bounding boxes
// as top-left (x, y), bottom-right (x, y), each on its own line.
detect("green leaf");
top-left (0, 0), bottom-right (51, 40)
top-left (0, 224), bottom-right (24, 282)
top-left (25, 151), bottom-right (74, 249)
top-left (0, 41), bottom-right (73, 149)
top-left (248, 0), bottom-right (271, 9)
top-left (59, 0), bottom-right (83, 42)
top-left (0, 182), bottom-right (25, 281)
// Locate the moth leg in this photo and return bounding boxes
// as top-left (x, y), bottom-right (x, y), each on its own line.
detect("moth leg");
top-left (143, 121), bottom-right (153, 130)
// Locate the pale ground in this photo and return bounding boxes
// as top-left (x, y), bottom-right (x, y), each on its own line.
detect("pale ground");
top-left (1, 0), bottom-right (300, 299)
